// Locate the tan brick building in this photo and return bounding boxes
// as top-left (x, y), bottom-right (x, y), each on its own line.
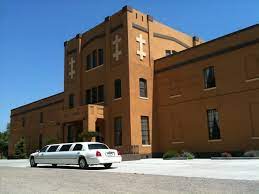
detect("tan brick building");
top-left (9, 6), bottom-right (259, 157)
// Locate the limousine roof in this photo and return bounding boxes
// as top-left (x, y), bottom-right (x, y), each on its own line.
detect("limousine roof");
top-left (45, 142), bottom-right (105, 146)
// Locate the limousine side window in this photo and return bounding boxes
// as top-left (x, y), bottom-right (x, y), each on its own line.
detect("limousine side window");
top-left (73, 144), bottom-right (83, 151)
top-left (40, 146), bottom-right (48, 152)
top-left (47, 145), bottom-right (59, 152)
top-left (59, 144), bottom-right (72, 151)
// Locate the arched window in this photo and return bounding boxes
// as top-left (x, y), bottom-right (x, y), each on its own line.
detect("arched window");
top-left (139, 78), bottom-right (147, 97)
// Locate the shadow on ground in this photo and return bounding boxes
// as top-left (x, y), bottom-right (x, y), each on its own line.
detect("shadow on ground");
top-left (36, 165), bottom-right (117, 170)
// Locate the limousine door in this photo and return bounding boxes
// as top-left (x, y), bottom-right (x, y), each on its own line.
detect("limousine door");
top-left (35, 146), bottom-right (49, 163)
top-left (57, 144), bottom-right (75, 164)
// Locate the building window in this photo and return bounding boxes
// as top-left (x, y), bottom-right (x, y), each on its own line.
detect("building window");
top-left (67, 126), bottom-right (73, 143)
top-left (22, 117), bottom-right (25, 127)
top-left (40, 112), bottom-right (43, 124)
top-left (98, 49), bottom-right (104, 66)
top-left (85, 89), bottom-right (91, 104)
top-left (204, 66), bottom-right (216, 89)
top-left (69, 94), bottom-right (74, 109)
top-left (114, 79), bottom-right (121, 99)
top-left (86, 54), bottom-right (92, 70)
top-left (92, 87), bottom-right (97, 103)
top-left (139, 78), bottom-right (147, 97)
top-left (98, 85), bottom-right (104, 103)
top-left (207, 109), bottom-right (221, 140)
top-left (39, 134), bottom-right (42, 149)
top-left (114, 117), bottom-right (122, 146)
top-left (141, 116), bottom-right (150, 145)
top-left (165, 50), bottom-right (177, 56)
top-left (92, 50), bottom-right (97, 68)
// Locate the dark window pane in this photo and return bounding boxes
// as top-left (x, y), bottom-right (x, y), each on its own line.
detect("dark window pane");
top-left (40, 112), bottom-right (43, 123)
top-left (73, 144), bottom-right (83, 151)
top-left (92, 87), bottom-right (97, 103)
top-left (47, 145), bottom-right (59, 152)
top-left (67, 126), bottom-right (73, 143)
top-left (98, 85), bottom-right (104, 102)
top-left (86, 89), bottom-right (91, 104)
top-left (114, 117), bottom-right (122, 146)
top-left (139, 78), bottom-right (147, 97)
top-left (207, 109), bottom-right (221, 140)
top-left (204, 67), bottom-right (216, 89)
top-left (98, 49), bottom-right (104, 66)
top-left (40, 146), bottom-right (48, 152)
top-left (114, 79), bottom-right (121, 98)
top-left (86, 54), bottom-right (92, 70)
top-left (92, 50), bottom-right (97, 68)
top-left (88, 143), bottom-right (108, 150)
top-left (59, 144), bottom-right (72, 151)
top-left (69, 94), bottom-right (74, 109)
top-left (141, 116), bottom-right (150, 145)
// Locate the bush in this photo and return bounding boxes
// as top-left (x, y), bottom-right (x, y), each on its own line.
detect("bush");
top-left (221, 152), bottom-right (232, 157)
top-left (181, 151), bottom-right (195, 159)
top-left (14, 137), bottom-right (27, 159)
top-left (163, 150), bottom-right (179, 159)
top-left (163, 150), bottom-right (195, 159)
top-left (243, 150), bottom-right (259, 157)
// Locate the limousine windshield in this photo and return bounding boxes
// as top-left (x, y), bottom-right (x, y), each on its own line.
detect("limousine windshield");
top-left (88, 143), bottom-right (108, 150)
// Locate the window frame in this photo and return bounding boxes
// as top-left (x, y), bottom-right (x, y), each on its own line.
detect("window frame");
top-left (141, 116), bottom-right (150, 145)
top-left (114, 116), bottom-right (122, 146)
top-left (207, 109), bottom-right (221, 140)
top-left (203, 66), bottom-right (216, 89)
top-left (139, 78), bottom-right (148, 98)
top-left (114, 79), bottom-right (122, 99)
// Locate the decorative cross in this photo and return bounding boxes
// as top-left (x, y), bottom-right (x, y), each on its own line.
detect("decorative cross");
top-left (136, 34), bottom-right (146, 61)
top-left (68, 57), bottom-right (76, 79)
top-left (112, 34), bottom-right (122, 61)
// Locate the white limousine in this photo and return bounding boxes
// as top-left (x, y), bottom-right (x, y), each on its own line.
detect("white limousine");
top-left (29, 142), bottom-right (122, 169)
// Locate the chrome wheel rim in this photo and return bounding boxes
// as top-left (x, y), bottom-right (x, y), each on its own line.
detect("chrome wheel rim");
top-left (30, 158), bottom-right (35, 166)
top-left (79, 159), bottom-right (85, 168)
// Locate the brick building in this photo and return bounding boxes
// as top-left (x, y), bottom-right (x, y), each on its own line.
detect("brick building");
top-left (8, 6), bottom-right (259, 157)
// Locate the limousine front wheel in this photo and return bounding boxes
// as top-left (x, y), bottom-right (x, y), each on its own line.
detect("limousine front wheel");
top-left (30, 157), bottom-right (37, 167)
top-left (79, 157), bottom-right (88, 169)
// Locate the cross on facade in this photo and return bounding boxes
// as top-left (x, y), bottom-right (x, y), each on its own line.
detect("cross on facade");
top-left (136, 34), bottom-right (146, 61)
top-left (68, 57), bottom-right (76, 79)
top-left (112, 34), bottom-right (122, 61)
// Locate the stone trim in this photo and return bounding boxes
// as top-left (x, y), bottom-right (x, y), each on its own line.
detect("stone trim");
top-left (132, 23), bottom-right (148, 33)
top-left (155, 38), bottom-right (259, 74)
top-left (153, 32), bottom-right (190, 49)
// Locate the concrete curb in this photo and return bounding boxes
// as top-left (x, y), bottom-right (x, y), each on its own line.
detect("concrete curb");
top-left (211, 157), bottom-right (259, 160)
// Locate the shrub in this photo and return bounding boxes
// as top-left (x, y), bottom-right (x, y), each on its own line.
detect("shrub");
top-left (78, 131), bottom-right (99, 142)
top-left (221, 152), bottom-right (232, 157)
top-left (163, 150), bottom-right (179, 159)
top-left (14, 137), bottom-right (27, 159)
top-left (243, 150), bottom-right (259, 157)
top-left (181, 151), bottom-right (195, 159)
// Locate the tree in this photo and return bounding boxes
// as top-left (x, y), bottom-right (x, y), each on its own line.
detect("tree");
top-left (78, 131), bottom-right (99, 142)
top-left (0, 123), bottom-right (10, 159)
top-left (14, 137), bottom-right (27, 159)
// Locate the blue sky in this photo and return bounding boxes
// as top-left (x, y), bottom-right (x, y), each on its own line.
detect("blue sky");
top-left (0, 0), bottom-right (258, 131)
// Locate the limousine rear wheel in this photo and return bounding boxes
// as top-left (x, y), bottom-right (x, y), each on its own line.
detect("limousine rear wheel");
top-left (79, 157), bottom-right (88, 169)
top-left (30, 157), bottom-right (37, 167)
top-left (104, 163), bottom-right (112, 169)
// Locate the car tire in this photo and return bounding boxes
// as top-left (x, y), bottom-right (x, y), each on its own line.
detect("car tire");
top-left (52, 164), bottom-right (57, 167)
top-left (104, 163), bottom-right (112, 169)
top-left (79, 157), bottom-right (88, 169)
top-left (30, 157), bottom-right (37, 167)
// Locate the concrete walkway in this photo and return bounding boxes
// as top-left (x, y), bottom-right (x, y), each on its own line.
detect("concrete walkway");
top-left (1, 158), bottom-right (259, 180)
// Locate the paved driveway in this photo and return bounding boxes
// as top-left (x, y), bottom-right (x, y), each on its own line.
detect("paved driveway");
top-left (1, 158), bottom-right (258, 181)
